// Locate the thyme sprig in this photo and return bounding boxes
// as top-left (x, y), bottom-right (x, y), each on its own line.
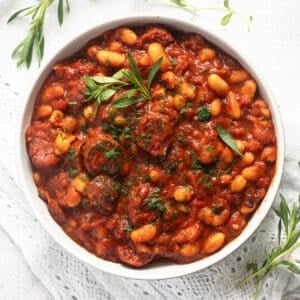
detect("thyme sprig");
top-left (238, 194), bottom-right (300, 299)
top-left (7, 0), bottom-right (70, 68)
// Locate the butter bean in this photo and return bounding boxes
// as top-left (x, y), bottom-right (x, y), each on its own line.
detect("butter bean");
top-left (96, 50), bottom-right (125, 68)
top-left (208, 74), bottom-right (229, 96)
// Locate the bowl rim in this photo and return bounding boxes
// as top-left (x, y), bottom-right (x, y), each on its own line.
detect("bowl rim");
top-left (16, 15), bottom-right (285, 280)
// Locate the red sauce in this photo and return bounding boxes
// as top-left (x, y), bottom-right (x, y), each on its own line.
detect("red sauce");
top-left (26, 24), bottom-right (277, 267)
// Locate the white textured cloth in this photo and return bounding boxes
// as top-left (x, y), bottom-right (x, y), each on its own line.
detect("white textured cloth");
top-left (0, 0), bottom-right (300, 299)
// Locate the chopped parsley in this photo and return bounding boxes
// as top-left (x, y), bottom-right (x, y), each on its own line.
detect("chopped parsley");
top-left (68, 168), bottom-right (78, 177)
top-left (105, 149), bottom-right (120, 159)
top-left (212, 205), bottom-right (223, 214)
top-left (198, 105), bottom-right (211, 121)
top-left (102, 123), bottom-right (122, 140)
top-left (180, 102), bottom-right (192, 115)
top-left (191, 160), bottom-right (203, 170)
top-left (177, 133), bottom-right (188, 146)
top-left (124, 224), bottom-right (133, 232)
top-left (167, 160), bottom-right (182, 174)
top-left (198, 174), bottom-right (211, 185)
top-left (148, 197), bottom-right (166, 213)
top-left (170, 58), bottom-right (177, 66)
top-left (123, 127), bottom-right (131, 139)
top-left (69, 146), bottom-right (76, 161)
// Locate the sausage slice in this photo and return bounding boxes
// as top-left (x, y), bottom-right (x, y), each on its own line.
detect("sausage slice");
top-left (86, 175), bottom-right (120, 213)
top-left (135, 113), bottom-right (173, 156)
top-left (26, 121), bottom-right (59, 168)
top-left (82, 127), bottom-right (124, 175)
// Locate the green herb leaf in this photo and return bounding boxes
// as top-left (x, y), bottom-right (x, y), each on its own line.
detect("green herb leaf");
top-left (111, 97), bottom-right (146, 108)
top-left (69, 146), bottom-right (76, 161)
top-left (7, 6), bottom-right (34, 23)
top-left (128, 52), bottom-right (142, 83)
top-left (92, 75), bottom-right (127, 85)
top-left (279, 261), bottom-right (300, 274)
top-left (83, 74), bottom-right (127, 115)
top-left (238, 194), bottom-right (300, 298)
top-left (124, 225), bottom-right (133, 232)
top-left (191, 160), bottom-right (203, 170)
top-left (68, 168), bottom-right (78, 177)
top-left (246, 262), bottom-right (258, 273)
top-left (8, 0), bottom-right (70, 68)
top-left (148, 197), bottom-right (166, 213)
top-left (58, 0), bottom-right (64, 25)
top-left (105, 149), bottom-right (120, 159)
top-left (198, 106), bottom-right (211, 121)
top-left (147, 56), bottom-right (163, 89)
top-left (216, 125), bottom-right (242, 156)
top-left (223, 0), bottom-right (230, 9)
top-left (221, 12), bottom-right (233, 25)
top-left (101, 89), bottom-right (117, 101)
top-left (170, 0), bottom-right (187, 7)
top-left (280, 194), bottom-right (290, 235)
top-left (127, 88), bottom-right (137, 98)
top-left (211, 205), bottom-right (223, 215)
top-left (170, 58), bottom-right (177, 66)
top-left (167, 160), bottom-right (182, 174)
top-left (84, 74), bottom-right (97, 89)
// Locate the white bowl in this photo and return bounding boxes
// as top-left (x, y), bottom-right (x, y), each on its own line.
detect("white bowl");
top-left (17, 16), bottom-right (285, 280)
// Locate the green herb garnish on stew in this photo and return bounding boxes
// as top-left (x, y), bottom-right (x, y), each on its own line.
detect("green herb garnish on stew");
top-left (69, 146), bottom-right (76, 161)
top-left (124, 224), bottom-right (133, 232)
top-left (111, 53), bottom-right (163, 108)
top-left (83, 72), bottom-right (127, 117)
top-left (191, 160), bottom-right (203, 170)
top-left (148, 197), bottom-right (166, 213)
top-left (83, 53), bottom-right (162, 112)
top-left (216, 125), bottom-right (243, 156)
top-left (198, 105), bottom-right (211, 121)
top-left (105, 149), bottom-right (120, 159)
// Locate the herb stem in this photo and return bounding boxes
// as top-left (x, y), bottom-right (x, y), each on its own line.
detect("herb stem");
top-left (238, 192), bottom-right (300, 298)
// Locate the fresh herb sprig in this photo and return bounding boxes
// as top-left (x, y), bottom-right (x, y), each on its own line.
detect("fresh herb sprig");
top-left (111, 53), bottom-right (162, 108)
top-left (238, 194), bottom-right (300, 299)
top-left (164, 0), bottom-right (253, 31)
top-left (83, 72), bottom-right (128, 117)
top-left (83, 53), bottom-right (162, 113)
top-left (7, 0), bottom-right (70, 68)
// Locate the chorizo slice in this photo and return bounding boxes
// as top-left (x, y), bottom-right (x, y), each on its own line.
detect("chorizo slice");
top-left (135, 113), bottom-right (173, 156)
top-left (86, 175), bottom-right (120, 213)
top-left (136, 25), bottom-right (174, 47)
top-left (26, 121), bottom-right (59, 168)
top-left (82, 127), bottom-right (124, 175)
top-left (117, 245), bottom-right (154, 267)
top-left (128, 183), bottom-right (158, 226)
top-left (48, 198), bottom-right (67, 224)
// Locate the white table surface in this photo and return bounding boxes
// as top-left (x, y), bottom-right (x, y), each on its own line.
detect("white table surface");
top-left (0, 0), bottom-right (300, 299)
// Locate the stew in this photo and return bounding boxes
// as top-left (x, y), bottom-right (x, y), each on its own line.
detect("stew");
top-left (26, 24), bottom-right (277, 267)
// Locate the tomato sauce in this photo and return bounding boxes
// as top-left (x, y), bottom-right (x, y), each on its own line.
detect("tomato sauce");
top-left (26, 24), bottom-right (276, 267)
